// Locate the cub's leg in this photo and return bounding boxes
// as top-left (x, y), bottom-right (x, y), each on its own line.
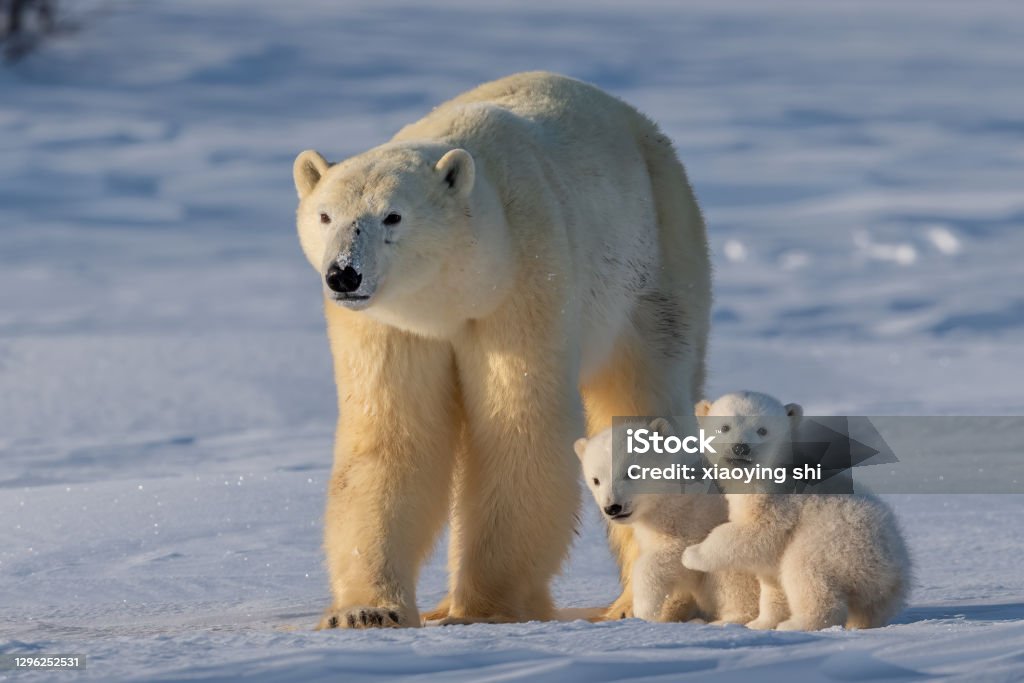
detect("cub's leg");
top-left (633, 544), bottom-right (696, 622)
top-left (746, 577), bottom-right (790, 630)
top-left (777, 562), bottom-right (846, 631)
top-left (707, 570), bottom-right (760, 625)
top-left (661, 588), bottom-right (701, 623)
top-left (318, 304), bottom-right (458, 629)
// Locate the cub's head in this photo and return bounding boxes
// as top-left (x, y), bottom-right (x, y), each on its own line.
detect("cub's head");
top-left (574, 419), bottom-right (673, 525)
top-left (292, 144), bottom-right (475, 313)
top-left (695, 391), bottom-right (802, 469)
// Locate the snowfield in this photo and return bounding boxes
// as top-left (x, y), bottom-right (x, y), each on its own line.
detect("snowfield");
top-left (2, 0), bottom-right (1023, 680)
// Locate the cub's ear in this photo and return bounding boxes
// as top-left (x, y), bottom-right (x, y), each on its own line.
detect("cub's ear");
top-left (785, 403), bottom-right (804, 422)
top-left (435, 148), bottom-right (475, 198)
top-left (573, 437), bottom-right (588, 461)
top-left (293, 150), bottom-right (329, 199)
top-left (649, 417), bottom-right (674, 436)
top-left (695, 400), bottom-right (712, 417)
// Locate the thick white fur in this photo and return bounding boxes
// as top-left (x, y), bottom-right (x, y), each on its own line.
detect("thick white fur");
top-left (293, 72), bottom-right (711, 628)
top-left (575, 425), bottom-right (759, 623)
top-left (683, 392), bottom-right (911, 630)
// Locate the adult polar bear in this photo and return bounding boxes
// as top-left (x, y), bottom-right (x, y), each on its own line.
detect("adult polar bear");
top-left (292, 72), bottom-right (710, 628)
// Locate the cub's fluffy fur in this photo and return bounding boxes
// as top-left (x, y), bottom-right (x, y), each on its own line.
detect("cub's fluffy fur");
top-left (576, 424), bottom-right (758, 623)
top-left (683, 392), bottom-right (911, 630)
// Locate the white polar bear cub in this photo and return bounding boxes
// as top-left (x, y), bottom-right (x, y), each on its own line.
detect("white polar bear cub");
top-left (575, 424), bottom-right (759, 623)
top-left (682, 392), bottom-right (911, 630)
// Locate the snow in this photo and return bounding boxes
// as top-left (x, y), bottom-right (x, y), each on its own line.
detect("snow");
top-left (2, 0), bottom-right (1024, 680)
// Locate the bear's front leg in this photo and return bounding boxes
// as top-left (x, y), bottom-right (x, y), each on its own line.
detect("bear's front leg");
top-left (319, 305), bottom-right (458, 629)
top-left (446, 307), bottom-right (582, 623)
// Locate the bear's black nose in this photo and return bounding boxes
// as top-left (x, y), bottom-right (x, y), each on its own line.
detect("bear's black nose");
top-left (326, 264), bottom-right (362, 293)
top-left (603, 503), bottom-right (622, 517)
top-left (732, 443), bottom-right (751, 457)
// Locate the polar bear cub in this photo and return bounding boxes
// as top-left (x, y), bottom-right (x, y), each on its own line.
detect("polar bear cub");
top-left (682, 392), bottom-right (911, 630)
top-left (575, 424), bottom-right (759, 623)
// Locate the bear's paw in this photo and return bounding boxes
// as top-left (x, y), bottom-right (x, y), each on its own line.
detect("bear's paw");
top-left (317, 605), bottom-right (410, 630)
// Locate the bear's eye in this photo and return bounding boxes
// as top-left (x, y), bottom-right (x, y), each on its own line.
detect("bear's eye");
top-left (382, 212), bottom-right (402, 226)
top-left (592, 477), bottom-right (600, 486)
top-left (320, 213), bottom-right (331, 225)
top-left (757, 427), bottom-right (768, 437)
top-left (718, 424), bottom-right (730, 434)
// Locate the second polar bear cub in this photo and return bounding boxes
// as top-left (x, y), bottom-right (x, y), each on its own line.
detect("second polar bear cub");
top-left (682, 392), bottom-right (911, 630)
top-left (576, 425), bottom-right (759, 623)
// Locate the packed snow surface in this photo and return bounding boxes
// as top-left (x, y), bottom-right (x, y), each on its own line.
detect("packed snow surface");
top-left (1, 1), bottom-right (1023, 680)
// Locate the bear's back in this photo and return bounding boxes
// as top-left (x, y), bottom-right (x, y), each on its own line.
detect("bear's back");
top-left (391, 71), bottom-right (649, 159)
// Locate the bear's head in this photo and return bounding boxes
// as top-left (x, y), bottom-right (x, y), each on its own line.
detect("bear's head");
top-left (293, 143), bottom-right (508, 335)
top-left (695, 391), bottom-right (802, 470)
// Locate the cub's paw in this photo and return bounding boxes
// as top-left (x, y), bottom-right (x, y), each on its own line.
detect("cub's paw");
top-left (681, 545), bottom-right (712, 572)
top-left (317, 605), bottom-right (411, 630)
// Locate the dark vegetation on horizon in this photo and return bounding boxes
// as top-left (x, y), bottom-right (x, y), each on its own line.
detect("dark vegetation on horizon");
top-left (1, 0), bottom-right (64, 62)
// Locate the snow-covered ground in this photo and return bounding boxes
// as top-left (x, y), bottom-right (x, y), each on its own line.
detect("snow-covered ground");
top-left (2, 1), bottom-right (1023, 680)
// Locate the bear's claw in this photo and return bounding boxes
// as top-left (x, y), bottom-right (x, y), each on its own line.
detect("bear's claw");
top-left (317, 605), bottom-right (406, 629)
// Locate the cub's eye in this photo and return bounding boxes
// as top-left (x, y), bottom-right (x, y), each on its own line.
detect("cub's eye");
top-left (382, 212), bottom-right (402, 226)
top-left (592, 477), bottom-right (600, 486)
top-left (757, 427), bottom-right (768, 437)
top-left (718, 424), bottom-right (731, 434)
top-left (319, 213), bottom-right (331, 225)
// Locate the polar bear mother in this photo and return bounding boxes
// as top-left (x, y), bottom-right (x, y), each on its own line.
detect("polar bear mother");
top-left (292, 72), bottom-right (711, 628)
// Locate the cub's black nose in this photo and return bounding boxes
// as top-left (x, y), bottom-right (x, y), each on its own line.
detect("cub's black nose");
top-left (325, 264), bottom-right (362, 293)
top-left (732, 443), bottom-right (751, 457)
top-left (603, 503), bottom-right (622, 517)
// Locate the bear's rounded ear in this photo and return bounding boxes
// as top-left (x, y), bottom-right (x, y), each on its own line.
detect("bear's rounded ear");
top-left (293, 150), bottom-right (329, 199)
top-left (785, 403), bottom-right (803, 422)
top-left (573, 437), bottom-right (588, 461)
top-left (649, 417), bottom-right (673, 436)
top-left (435, 148), bottom-right (475, 198)
top-left (695, 400), bottom-right (712, 417)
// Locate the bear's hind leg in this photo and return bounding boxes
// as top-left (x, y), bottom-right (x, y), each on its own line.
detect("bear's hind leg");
top-left (420, 598), bottom-right (450, 623)
top-left (581, 325), bottom-right (703, 621)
